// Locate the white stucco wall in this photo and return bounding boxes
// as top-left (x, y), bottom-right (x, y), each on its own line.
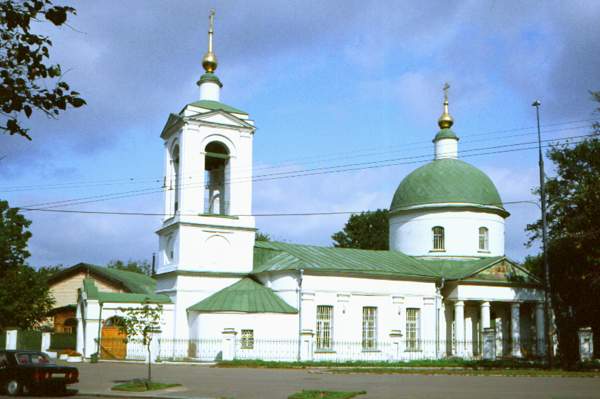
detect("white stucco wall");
top-left (390, 209), bottom-right (505, 257)
top-left (434, 138), bottom-right (458, 159)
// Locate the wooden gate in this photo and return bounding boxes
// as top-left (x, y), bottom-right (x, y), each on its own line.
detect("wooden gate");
top-left (100, 317), bottom-right (126, 360)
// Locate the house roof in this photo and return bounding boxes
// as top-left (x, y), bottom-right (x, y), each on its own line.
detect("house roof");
top-left (188, 277), bottom-right (297, 314)
top-left (82, 278), bottom-right (171, 304)
top-left (49, 263), bottom-right (157, 295)
top-left (187, 100), bottom-right (247, 115)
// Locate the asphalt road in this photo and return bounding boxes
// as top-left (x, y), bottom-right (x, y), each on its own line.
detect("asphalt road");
top-left (1, 362), bottom-right (600, 398)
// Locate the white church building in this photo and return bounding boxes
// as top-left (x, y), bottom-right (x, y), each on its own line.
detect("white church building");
top-left (76, 12), bottom-right (547, 363)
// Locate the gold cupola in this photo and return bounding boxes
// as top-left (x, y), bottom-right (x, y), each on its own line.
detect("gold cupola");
top-left (438, 82), bottom-right (454, 129)
top-left (202, 9), bottom-right (218, 73)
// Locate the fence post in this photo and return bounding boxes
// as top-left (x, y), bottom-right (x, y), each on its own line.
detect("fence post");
top-left (578, 327), bottom-right (593, 362)
top-left (299, 329), bottom-right (314, 362)
top-left (41, 332), bottom-right (51, 352)
top-left (6, 330), bottom-right (17, 350)
top-left (221, 328), bottom-right (237, 361)
top-left (389, 330), bottom-right (402, 361)
top-left (482, 327), bottom-right (496, 360)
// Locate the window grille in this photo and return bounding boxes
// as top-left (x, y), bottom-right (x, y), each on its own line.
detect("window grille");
top-left (362, 307), bottom-right (377, 350)
top-left (433, 226), bottom-right (445, 250)
top-left (406, 308), bottom-right (421, 351)
top-left (316, 305), bottom-right (333, 350)
top-left (241, 329), bottom-right (254, 349)
top-left (479, 227), bottom-right (489, 251)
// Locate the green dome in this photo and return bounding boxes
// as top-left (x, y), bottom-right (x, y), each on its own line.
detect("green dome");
top-left (390, 158), bottom-right (508, 217)
top-left (433, 128), bottom-right (459, 142)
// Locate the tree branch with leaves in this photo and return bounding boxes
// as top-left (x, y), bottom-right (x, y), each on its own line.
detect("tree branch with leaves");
top-left (1, 0), bottom-right (86, 139)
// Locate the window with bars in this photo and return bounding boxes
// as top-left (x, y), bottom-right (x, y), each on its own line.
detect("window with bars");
top-left (479, 227), bottom-right (489, 251)
top-left (406, 308), bottom-right (421, 351)
top-left (241, 329), bottom-right (254, 349)
top-left (432, 226), bottom-right (445, 250)
top-left (316, 305), bottom-right (333, 350)
top-left (362, 307), bottom-right (377, 350)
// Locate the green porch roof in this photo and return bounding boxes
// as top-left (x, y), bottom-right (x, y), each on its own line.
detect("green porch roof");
top-left (187, 100), bottom-right (247, 115)
top-left (188, 277), bottom-right (297, 313)
top-left (82, 278), bottom-right (171, 304)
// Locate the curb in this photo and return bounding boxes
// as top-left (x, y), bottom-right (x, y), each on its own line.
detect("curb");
top-left (79, 391), bottom-right (217, 399)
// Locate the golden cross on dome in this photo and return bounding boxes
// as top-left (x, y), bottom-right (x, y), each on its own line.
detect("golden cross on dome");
top-left (443, 82), bottom-right (450, 102)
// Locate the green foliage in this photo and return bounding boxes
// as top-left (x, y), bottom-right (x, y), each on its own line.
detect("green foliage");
top-left (16, 329), bottom-right (41, 350)
top-left (288, 390), bottom-right (366, 399)
top-left (111, 380), bottom-right (180, 392)
top-left (255, 230), bottom-right (271, 242)
top-left (0, 200), bottom-right (54, 330)
top-left (108, 259), bottom-right (152, 276)
top-left (331, 209), bottom-right (389, 250)
top-left (118, 302), bottom-right (163, 381)
top-left (50, 332), bottom-right (76, 350)
top-left (526, 91), bottom-right (600, 368)
top-left (0, 0), bottom-right (86, 140)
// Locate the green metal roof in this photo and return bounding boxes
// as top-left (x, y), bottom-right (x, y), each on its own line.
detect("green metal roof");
top-left (252, 241), bottom-right (540, 286)
top-left (188, 278), bottom-right (297, 313)
top-left (197, 72), bottom-right (223, 88)
top-left (187, 100), bottom-right (247, 115)
top-left (253, 241), bottom-right (440, 280)
top-left (433, 128), bottom-right (459, 142)
top-left (50, 263), bottom-right (157, 295)
top-left (390, 158), bottom-right (508, 217)
top-left (82, 278), bottom-right (171, 304)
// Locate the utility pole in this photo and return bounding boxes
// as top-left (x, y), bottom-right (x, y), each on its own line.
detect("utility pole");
top-left (532, 100), bottom-right (553, 367)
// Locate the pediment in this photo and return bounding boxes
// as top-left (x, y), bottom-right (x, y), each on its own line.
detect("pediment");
top-left (187, 109), bottom-right (253, 129)
top-left (463, 258), bottom-right (541, 285)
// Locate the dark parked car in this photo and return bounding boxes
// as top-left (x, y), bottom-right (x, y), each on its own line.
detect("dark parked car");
top-left (0, 350), bottom-right (78, 396)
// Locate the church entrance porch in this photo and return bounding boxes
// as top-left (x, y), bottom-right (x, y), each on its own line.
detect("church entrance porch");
top-left (445, 300), bottom-right (546, 359)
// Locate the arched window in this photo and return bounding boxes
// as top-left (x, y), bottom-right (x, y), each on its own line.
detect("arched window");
top-left (204, 141), bottom-right (230, 215)
top-left (171, 145), bottom-right (180, 214)
top-left (479, 227), bottom-right (489, 251)
top-left (164, 234), bottom-right (175, 264)
top-left (432, 226), bottom-right (445, 250)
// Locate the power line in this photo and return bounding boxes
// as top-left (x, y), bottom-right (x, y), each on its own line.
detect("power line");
top-left (1, 117), bottom-right (595, 192)
top-left (16, 134), bottom-right (592, 211)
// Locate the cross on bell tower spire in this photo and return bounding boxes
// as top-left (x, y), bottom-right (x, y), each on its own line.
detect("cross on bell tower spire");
top-left (438, 82), bottom-right (454, 129)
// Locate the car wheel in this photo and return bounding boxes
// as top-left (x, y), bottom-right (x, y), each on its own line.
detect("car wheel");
top-left (6, 379), bottom-right (22, 396)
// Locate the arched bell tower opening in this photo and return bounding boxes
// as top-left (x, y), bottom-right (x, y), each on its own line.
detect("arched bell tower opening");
top-left (204, 141), bottom-right (229, 215)
top-left (169, 143), bottom-right (181, 215)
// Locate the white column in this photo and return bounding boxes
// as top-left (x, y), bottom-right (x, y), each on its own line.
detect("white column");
top-left (511, 303), bottom-right (521, 357)
top-left (76, 317), bottom-right (84, 356)
top-left (454, 301), bottom-right (465, 357)
top-left (480, 302), bottom-right (491, 330)
top-left (536, 302), bottom-right (546, 356)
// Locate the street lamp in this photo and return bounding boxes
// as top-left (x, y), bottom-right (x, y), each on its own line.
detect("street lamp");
top-left (532, 100), bottom-right (553, 367)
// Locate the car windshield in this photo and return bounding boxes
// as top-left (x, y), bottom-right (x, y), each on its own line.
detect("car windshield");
top-left (15, 353), bottom-right (52, 365)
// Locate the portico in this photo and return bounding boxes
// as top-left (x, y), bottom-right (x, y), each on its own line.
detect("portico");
top-left (444, 282), bottom-right (545, 359)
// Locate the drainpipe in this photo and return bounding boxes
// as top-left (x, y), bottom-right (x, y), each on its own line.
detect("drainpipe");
top-left (297, 269), bottom-right (304, 362)
top-left (435, 278), bottom-right (445, 358)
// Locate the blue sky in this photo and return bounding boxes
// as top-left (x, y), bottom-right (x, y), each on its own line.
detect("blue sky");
top-left (1, 0), bottom-right (599, 267)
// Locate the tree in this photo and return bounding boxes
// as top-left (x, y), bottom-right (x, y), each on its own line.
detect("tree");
top-left (108, 259), bottom-right (152, 276)
top-left (0, 199), bottom-right (54, 330)
top-left (331, 209), bottom-right (389, 250)
top-left (118, 303), bottom-right (163, 384)
top-left (526, 91), bottom-right (600, 367)
top-left (1, 0), bottom-right (86, 140)
top-left (255, 230), bottom-right (271, 242)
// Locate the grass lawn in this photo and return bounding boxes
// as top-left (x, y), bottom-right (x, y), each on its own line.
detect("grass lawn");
top-left (111, 379), bottom-right (181, 392)
top-left (288, 390), bottom-right (366, 399)
top-left (328, 368), bottom-right (600, 377)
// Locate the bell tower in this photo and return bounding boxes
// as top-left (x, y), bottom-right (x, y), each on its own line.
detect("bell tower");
top-left (155, 10), bottom-right (256, 276)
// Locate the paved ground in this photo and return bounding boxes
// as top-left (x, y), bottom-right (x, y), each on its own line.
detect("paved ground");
top-left (2, 361), bottom-right (600, 398)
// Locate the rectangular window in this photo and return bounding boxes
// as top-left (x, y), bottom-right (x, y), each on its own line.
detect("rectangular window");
top-left (362, 307), bottom-right (377, 350)
top-left (241, 329), bottom-right (254, 349)
top-left (433, 226), bottom-right (445, 250)
top-left (479, 227), bottom-right (489, 251)
top-left (316, 305), bottom-right (333, 350)
top-left (406, 308), bottom-right (421, 351)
